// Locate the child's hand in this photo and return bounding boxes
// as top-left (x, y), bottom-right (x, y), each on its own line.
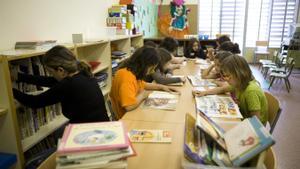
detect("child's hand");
top-left (161, 85), bottom-right (180, 94)
top-left (192, 90), bottom-right (206, 97)
top-left (141, 90), bottom-right (151, 99)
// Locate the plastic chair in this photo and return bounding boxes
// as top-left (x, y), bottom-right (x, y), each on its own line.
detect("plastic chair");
top-left (268, 57), bottom-right (295, 92)
top-left (264, 91), bottom-right (282, 134)
top-left (254, 41), bottom-right (270, 63)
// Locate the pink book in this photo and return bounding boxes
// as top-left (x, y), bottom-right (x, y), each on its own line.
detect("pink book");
top-left (57, 121), bottom-right (129, 155)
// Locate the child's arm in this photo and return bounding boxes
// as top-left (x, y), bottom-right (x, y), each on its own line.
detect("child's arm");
top-left (124, 90), bottom-right (150, 112)
top-left (145, 83), bottom-right (179, 93)
top-left (192, 84), bottom-right (232, 97)
top-left (152, 71), bottom-right (183, 85)
top-left (201, 64), bottom-right (218, 79)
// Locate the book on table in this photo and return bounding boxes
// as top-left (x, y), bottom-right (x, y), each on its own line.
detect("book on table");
top-left (195, 95), bottom-right (243, 119)
top-left (56, 121), bottom-right (135, 169)
top-left (144, 91), bottom-right (179, 111)
top-left (187, 75), bottom-right (217, 87)
top-left (193, 111), bottom-right (275, 167)
top-left (128, 129), bottom-right (172, 143)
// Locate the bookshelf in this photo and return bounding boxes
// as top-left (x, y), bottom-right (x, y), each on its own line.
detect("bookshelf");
top-left (0, 35), bottom-right (143, 168)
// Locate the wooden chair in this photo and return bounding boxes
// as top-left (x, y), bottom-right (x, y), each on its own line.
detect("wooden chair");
top-left (264, 148), bottom-right (277, 169)
top-left (264, 91), bottom-right (282, 134)
top-left (254, 41), bottom-right (270, 63)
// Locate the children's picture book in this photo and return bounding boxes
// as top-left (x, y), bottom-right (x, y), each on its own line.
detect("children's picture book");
top-left (144, 91), bottom-right (179, 110)
top-left (128, 129), bottom-right (172, 143)
top-left (187, 75), bottom-right (217, 87)
top-left (212, 143), bottom-right (232, 167)
top-left (196, 110), bottom-right (227, 150)
top-left (224, 116), bottom-right (275, 167)
top-left (195, 95), bottom-right (243, 119)
top-left (195, 59), bottom-right (210, 65)
top-left (183, 113), bottom-right (212, 164)
top-left (57, 121), bottom-right (129, 154)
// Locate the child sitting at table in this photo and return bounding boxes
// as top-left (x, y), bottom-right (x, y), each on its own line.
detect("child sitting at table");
top-left (207, 35), bottom-right (231, 61)
top-left (148, 48), bottom-right (185, 85)
top-left (184, 38), bottom-right (206, 59)
top-left (220, 54), bottom-right (267, 124)
top-left (202, 41), bottom-right (241, 79)
top-left (109, 46), bottom-right (179, 120)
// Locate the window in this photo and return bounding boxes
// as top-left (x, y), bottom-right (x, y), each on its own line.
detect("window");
top-left (198, 0), bottom-right (299, 49)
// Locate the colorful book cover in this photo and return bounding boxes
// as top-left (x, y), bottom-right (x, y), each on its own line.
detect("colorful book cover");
top-left (224, 116), bottom-right (275, 166)
top-left (57, 121), bottom-right (129, 154)
top-left (144, 91), bottom-right (179, 110)
top-left (183, 113), bottom-right (208, 164)
top-left (195, 95), bottom-right (243, 119)
top-left (212, 143), bottom-right (232, 167)
top-left (128, 129), bottom-right (172, 143)
top-left (195, 110), bottom-right (227, 150)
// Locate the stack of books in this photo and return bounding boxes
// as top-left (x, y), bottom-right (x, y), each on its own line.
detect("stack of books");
top-left (94, 72), bottom-right (108, 88)
top-left (111, 51), bottom-right (127, 59)
top-left (183, 113), bottom-right (275, 168)
top-left (15, 40), bottom-right (56, 50)
top-left (56, 121), bottom-right (135, 169)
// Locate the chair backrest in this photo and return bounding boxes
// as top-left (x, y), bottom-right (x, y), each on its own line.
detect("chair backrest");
top-left (264, 91), bottom-right (282, 134)
top-left (264, 148), bottom-right (277, 169)
top-left (285, 57), bottom-right (295, 77)
top-left (256, 41), bottom-right (269, 52)
top-left (106, 95), bottom-right (118, 121)
top-left (271, 50), bottom-right (279, 62)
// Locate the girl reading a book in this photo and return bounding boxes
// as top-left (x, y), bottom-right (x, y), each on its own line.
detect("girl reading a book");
top-left (184, 38), bottom-right (206, 59)
top-left (159, 37), bottom-right (185, 69)
top-left (12, 45), bottom-right (109, 123)
top-left (220, 54), bottom-right (268, 124)
top-left (202, 41), bottom-right (241, 79)
top-left (109, 46), bottom-right (179, 120)
top-left (147, 48), bottom-right (185, 85)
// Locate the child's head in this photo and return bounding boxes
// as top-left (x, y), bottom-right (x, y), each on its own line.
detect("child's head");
top-left (121, 46), bottom-right (160, 80)
top-left (188, 38), bottom-right (200, 52)
top-left (159, 37), bottom-right (179, 55)
top-left (220, 54), bottom-right (254, 90)
top-left (214, 51), bottom-right (233, 73)
top-left (144, 41), bottom-right (157, 48)
top-left (44, 45), bottom-right (92, 81)
top-left (219, 41), bottom-right (241, 54)
top-left (156, 48), bottom-right (172, 72)
top-left (216, 35), bottom-right (231, 47)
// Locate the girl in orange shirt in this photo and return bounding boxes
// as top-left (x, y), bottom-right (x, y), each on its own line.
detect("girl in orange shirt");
top-left (110, 46), bottom-right (179, 119)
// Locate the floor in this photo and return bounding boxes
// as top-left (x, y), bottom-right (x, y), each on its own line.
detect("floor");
top-left (251, 65), bottom-right (300, 169)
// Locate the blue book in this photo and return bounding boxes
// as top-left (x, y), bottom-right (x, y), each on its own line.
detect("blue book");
top-left (224, 116), bottom-right (275, 167)
top-left (0, 152), bottom-right (17, 169)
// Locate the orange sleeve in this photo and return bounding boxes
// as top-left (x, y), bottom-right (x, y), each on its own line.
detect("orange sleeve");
top-left (119, 81), bottom-right (137, 107)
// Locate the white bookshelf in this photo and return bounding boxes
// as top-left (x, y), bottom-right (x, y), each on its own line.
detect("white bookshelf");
top-left (22, 115), bottom-right (68, 152)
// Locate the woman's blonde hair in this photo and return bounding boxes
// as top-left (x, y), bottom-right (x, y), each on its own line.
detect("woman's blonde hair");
top-left (221, 54), bottom-right (254, 90)
top-left (43, 45), bottom-right (93, 78)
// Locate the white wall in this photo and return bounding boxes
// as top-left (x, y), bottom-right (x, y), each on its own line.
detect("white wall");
top-left (0, 0), bottom-right (119, 50)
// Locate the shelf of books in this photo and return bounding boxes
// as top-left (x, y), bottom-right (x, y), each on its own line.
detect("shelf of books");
top-left (22, 115), bottom-right (68, 152)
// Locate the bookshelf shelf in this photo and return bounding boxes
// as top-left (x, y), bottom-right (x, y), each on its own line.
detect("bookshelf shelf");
top-left (22, 115), bottom-right (68, 152)
top-left (0, 108), bottom-right (8, 116)
top-left (92, 64), bottom-right (109, 74)
top-left (112, 55), bottom-right (130, 64)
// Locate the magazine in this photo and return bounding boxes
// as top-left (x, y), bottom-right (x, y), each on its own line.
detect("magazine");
top-left (187, 75), bottom-right (217, 87)
top-left (144, 91), bottom-right (179, 110)
top-left (128, 129), bottom-right (172, 143)
top-left (195, 95), bottom-right (243, 119)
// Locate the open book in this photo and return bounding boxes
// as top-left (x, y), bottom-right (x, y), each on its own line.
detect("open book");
top-left (195, 95), bottom-right (243, 119)
top-left (128, 129), bottom-right (172, 143)
top-left (187, 75), bottom-right (217, 87)
top-left (224, 116), bottom-right (275, 166)
top-left (144, 91), bottom-right (179, 110)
